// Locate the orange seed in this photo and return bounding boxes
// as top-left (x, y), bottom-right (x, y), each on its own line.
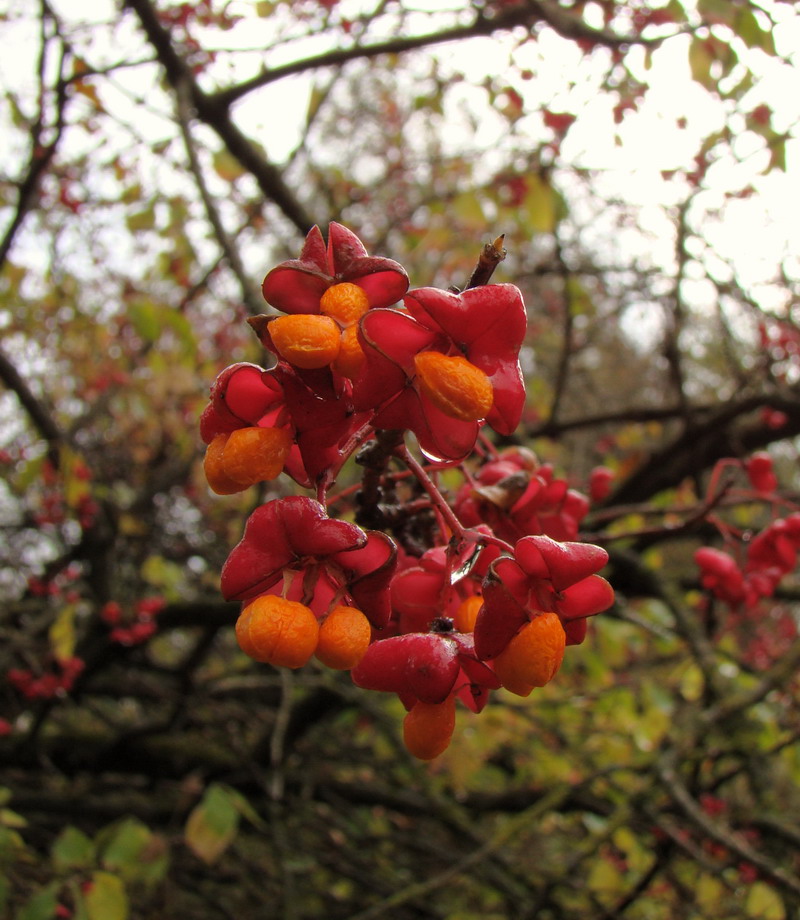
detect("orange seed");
top-left (315, 605), bottom-right (372, 670)
top-left (204, 434), bottom-right (247, 495)
top-left (403, 696), bottom-right (457, 761)
top-left (269, 314), bottom-right (341, 369)
top-left (454, 596), bottom-right (483, 633)
top-left (221, 426), bottom-right (292, 485)
top-left (493, 612), bottom-right (566, 694)
top-left (320, 282), bottom-right (370, 326)
top-left (237, 595), bottom-right (320, 668)
top-left (234, 603), bottom-right (257, 658)
top-left (414, 351), bottom-right (493, 422)
top-left (332, 323), bottom-right (366, 378)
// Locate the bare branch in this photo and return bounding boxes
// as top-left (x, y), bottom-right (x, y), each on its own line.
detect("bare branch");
top-left (0, 5), bottom-right (70, 270)
top-left (0, 346), bottom-right (65, 463)
top-left (208, 0), bottom-right (681, 110)
top-left (123, 0), bottom-right (317, 235)
top-left (658, 759), bottom-right (800, 899)
top-left (174, 80), bottom-right (264, 315)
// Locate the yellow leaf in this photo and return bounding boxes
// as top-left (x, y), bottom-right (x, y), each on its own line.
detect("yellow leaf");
top-left (746, 882), bottom-right (785, 920)
top-left (184, 785), bottom-right (240, 865)
top-left (212, 150), bottom-right (246, 182)
top-left (587, 858), bottom-right (624, 894)
top-left (697, 875), bottom-right (725, 911)
top-left (49, 604), bottom-right (77, 662)
top-left (84, 872), bottom-right (128, 920)
top-left (523, 174), bottom-right (558, 234)
top-left (75, 80), bottom-right (103, 110)
top-left (688, 38), bottom-right (714, 89)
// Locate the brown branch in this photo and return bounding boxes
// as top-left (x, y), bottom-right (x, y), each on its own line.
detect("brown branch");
top-left (208, 0), bottom-right (678, 111)
top-left (0, 3), bottom-right (70, 270)
top-left (700, 640), bottom-right (800, 728)
top-left (547, 239), bottom-right (576, 424)
top-left (344, 782), bottom-right (574, 920)
top-left (606, 388), bottom-right (800, 506)
top-left (0, 346), bottom-right (65, 463)
top-left (525, 0), bottom-right (688, 47)
top-left (464, 234), bottom-right (507, 290)
top-left (658, 759), bottom-right (800, 900)
top-left (174, 80), bottom-right (264, 315)
top-left (208, 8), bottom-right (534, 109)
top-left (663, 199), bottom-right (691, 417)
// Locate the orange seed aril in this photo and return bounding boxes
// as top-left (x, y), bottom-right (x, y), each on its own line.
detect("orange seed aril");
top-left (320, 282), bottom-right (370, 326)
top-left (204, 434), bottom-right (247, 495)
top-left (237, 595), bottom-right (320, 668)
top-left (403, 695), bottom-right (457, 760)
top-left (454, 595), bottom-right (483, 633)
top-left (315, 605), bottom-right (372, 670)
top-left (222, 426), bottom-right (292, 485)
top-left (332, 323), bottom-right (366, 378)
top-left (493, 612), bottom-right (566, 695)
top-left (414, 351), bottom-right (493, 422)
top-left (269, 314), bottom-right (341, 369)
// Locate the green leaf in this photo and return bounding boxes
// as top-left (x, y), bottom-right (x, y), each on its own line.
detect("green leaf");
top-left (453, 192), bottom-right (485, 225)
top-left (101, 818), bottom-right (169, 885)
top-left (688, 37), bottom-right (714, 89)
top-left (126, 207), bottom-right (156, 232)
top-left (0, 808), bottom-right (26, 829)
top-left (565, 277), bottom-right (593, 316)
top-left (184, 784), bottom-right (241, 865)
top-left (522, 174), bottom-right (558, 234)
top-left (160, 309), bottom-right (196, 354)
top-left (746, 882), bottom-right (785, 920)
top-left (223, 786), bottom-right (268, 831)
top-left (697, 874), bottom-right (725, 911)
top-left (84, 872), bottom-right (128, 920)
top-left (665, 0), bottom-right (688, 21)
top-left (14, 455), bottom-right (46, 493)
top-left (52, 826), bottom-right (95, 871)
top-left (587, 858), bottom-right (624, 894)
top-left (768, 138), bottom-right (787, 173)
top-left (140, 554), bottom-right (184, 595)
top-left (306, 85), bottom-right (328, 124)
top-left (697, 0), bottom-right (733, 24)
top-left (612, 827), bottom-right (650, 874)
top-left (129, 299), bottom-right (161, 342)
top-left (736, 8), bottom-right (775, 54)
top-left (680, 663), bottom-right (704, 701)
top-left (15, 885), bottom-right (58, 920)
top-left (120, 183), bottom-right (142, 204)
top-left (0, 825), bottom-right (26, 860)
top-left (213, 150), bottom-right (246, 182)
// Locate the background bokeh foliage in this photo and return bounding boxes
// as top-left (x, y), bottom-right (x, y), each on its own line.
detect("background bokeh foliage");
top-left (2, 0), bottom-right (800, 917)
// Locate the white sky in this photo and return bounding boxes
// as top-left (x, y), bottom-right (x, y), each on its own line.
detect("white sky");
top-left (1, 0), bottom-right (798, 307)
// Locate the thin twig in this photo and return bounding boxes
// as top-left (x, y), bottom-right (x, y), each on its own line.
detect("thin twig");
top-left (174, 78), bottom-right (264, 315)
top-left (658, 759), bottom-right (800, 899)
top-left (464, 234), bottom-right (507, 290)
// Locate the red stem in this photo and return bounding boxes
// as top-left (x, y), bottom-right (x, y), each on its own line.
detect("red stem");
top-left (394, 443), bottom-right (467, 544)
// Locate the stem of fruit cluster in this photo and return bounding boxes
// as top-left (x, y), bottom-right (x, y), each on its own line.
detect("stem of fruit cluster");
top-left (394, 443), bottom-right (467, 544)
top-left (318, 419), bottom-right (377, 503)
top-left (469, 530), bottom-right (515, 556)
top-left (464, 234), bottom-right (507, 290)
